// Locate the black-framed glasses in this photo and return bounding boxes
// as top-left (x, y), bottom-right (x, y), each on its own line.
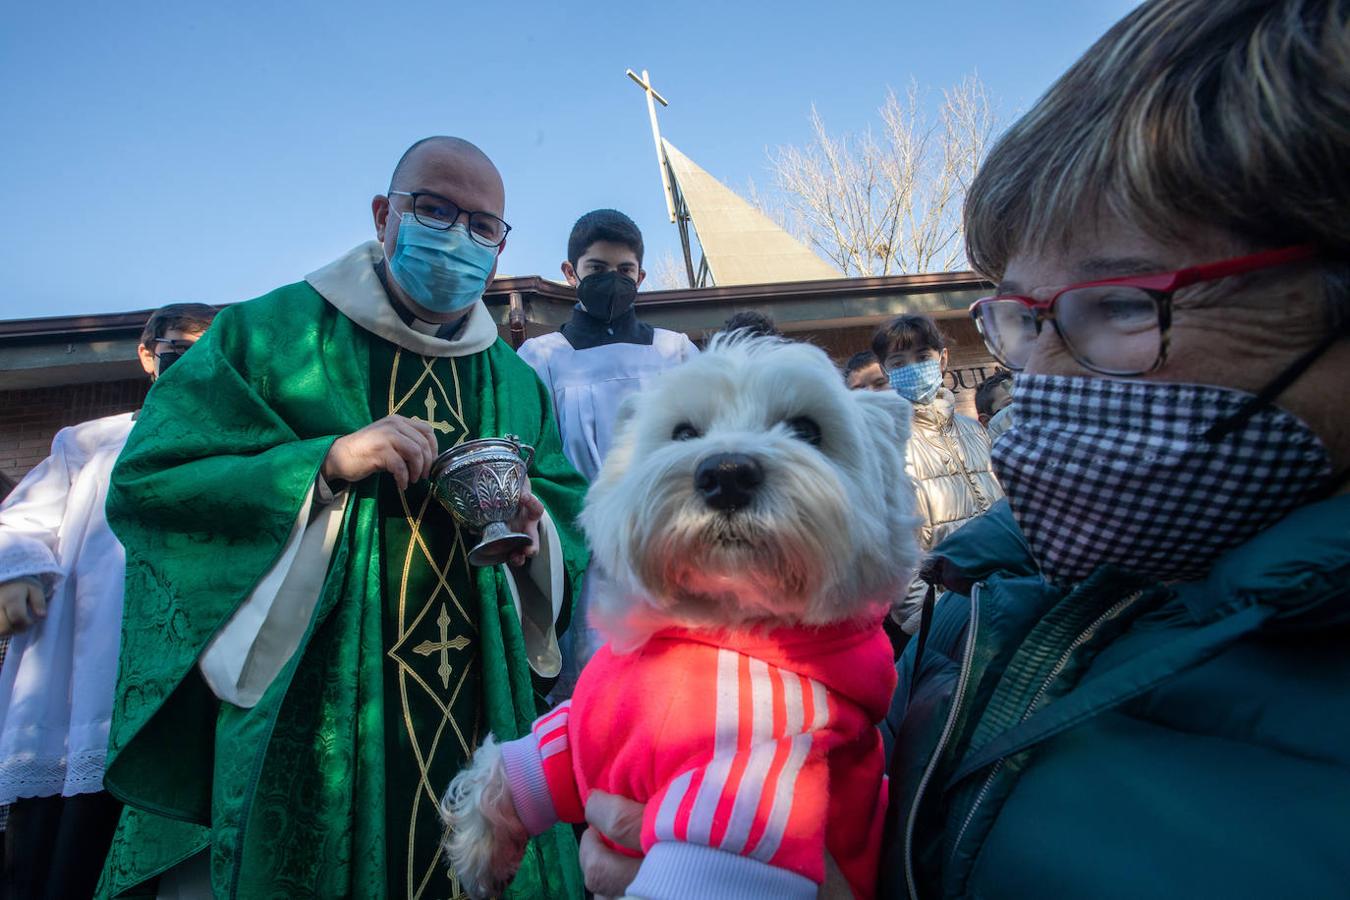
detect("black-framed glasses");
top-left (152, 338), bottom-right (195, 357)
top-left (969, 244), bottom-right (1318, 376)
top-left (388, 190), bottom-right (511, 248)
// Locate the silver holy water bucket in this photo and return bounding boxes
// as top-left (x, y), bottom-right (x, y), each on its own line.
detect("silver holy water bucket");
top-left (429, 435), bottom-right (535, 567)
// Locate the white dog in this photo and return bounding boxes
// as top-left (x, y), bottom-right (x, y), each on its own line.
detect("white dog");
top-left (443, 333), bottom-right (920, 899)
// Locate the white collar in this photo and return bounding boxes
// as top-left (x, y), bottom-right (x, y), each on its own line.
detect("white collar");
top-left (304, 241), bottom-right (499, 358)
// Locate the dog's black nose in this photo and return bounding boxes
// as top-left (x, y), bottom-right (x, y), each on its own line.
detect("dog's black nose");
top-left (695, 453), bottom-right (764, 511)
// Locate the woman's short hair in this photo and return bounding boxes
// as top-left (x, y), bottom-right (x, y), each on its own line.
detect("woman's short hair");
top-left (964, 0), bottom-right (1349, 324)
top-left (871, 314), bottom-right (947, 361)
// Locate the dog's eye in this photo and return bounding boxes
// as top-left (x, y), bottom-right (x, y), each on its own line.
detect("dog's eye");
top-left (787, 416), bottom-right (822, 446)
top-left (672, 423), bottom-right (701, 441)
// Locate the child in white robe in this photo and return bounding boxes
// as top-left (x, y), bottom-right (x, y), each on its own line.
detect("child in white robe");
top-left (0, 303), bottom-right (214, 899)
top-left (518, 210), bottom-right (697, 698)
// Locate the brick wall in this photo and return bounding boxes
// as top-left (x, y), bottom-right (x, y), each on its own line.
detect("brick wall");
top-left (0, 379), bottom-right (149, 482)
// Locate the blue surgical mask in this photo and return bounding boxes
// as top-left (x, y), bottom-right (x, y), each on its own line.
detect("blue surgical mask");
top-left (888, 358), bottom-right (944, 405)
top-left (386, 214), bottom-right (497, 314)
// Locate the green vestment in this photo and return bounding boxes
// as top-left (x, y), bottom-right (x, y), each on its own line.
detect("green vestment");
top-left (98, 243), bottom-right (589, 899)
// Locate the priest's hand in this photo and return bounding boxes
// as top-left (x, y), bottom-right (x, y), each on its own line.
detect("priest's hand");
top-left (322, 415), bottom-right (439, 491)
top-left (506, 480), bottom-right (543, 568)
top-left (0, 577), bottom-right (46, 636)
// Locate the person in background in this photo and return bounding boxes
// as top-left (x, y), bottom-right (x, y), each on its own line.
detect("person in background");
top-left (0, 302), bottom-right (215, 900)
top-left (517, 209), bottom-right (697, 699)
top-left (844, 350), bottom-right (890, 391)
top-left (875, 314), bottom-right (1003, 634)
top-left (974, 369), bottom-right (1015, 440)
top-left (721, 309), bottom-right (781, 338)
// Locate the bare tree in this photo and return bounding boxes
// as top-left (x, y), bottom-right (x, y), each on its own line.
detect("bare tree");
top-left (763, 74), bottom-right (997, 276)
top-left (645, 249), bottom-right (687, 291)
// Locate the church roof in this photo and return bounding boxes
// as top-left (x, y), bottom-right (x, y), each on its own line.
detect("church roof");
top-left (662, 139), bottom-right (842, 286)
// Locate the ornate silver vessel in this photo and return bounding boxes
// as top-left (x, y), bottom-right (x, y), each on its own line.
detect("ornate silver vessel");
top-left (429, 435), bottom-right (535, 567)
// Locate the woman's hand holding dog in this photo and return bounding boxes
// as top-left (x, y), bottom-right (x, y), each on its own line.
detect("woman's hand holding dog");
top-left (579, 790), bottom-right (854, 899)
top-left (580, 791), bottom-right (643, 899)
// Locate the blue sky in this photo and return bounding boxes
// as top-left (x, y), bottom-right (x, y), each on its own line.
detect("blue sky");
top-left (0, 0), bottom-right (1137, 319)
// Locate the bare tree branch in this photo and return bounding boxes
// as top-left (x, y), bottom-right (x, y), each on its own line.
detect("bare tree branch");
top-left (759, 73), bottom-right (998, 276)
top-left (646, 250), bottom-right (687, 291)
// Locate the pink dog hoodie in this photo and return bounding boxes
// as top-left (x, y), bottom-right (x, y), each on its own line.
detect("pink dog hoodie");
top-left (499, 619), bottom-right (897, 899)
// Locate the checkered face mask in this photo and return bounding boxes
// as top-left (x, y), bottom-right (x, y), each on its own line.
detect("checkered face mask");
top-left (991, 374), bottom-right (1334, 586)
top-left (888, 358), bottom-right (944, 405)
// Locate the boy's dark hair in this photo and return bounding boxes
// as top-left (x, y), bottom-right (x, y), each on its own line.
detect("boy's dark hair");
top-left (974, 370), bottom-right (1014, 418)
top-left (140, 303), bottom-right (218, 348)
top-left (871, 314), bottom-right (947, 361)
top-left (844, 350), bottom-right (879, 376)
top-left (722, 310), bottom-right (780, 338)
top-left (567, 209), bottom-right (644, 267)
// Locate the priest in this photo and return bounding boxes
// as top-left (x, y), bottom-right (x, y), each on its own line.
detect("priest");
top-left (97, 137), bottom-right (588, 899)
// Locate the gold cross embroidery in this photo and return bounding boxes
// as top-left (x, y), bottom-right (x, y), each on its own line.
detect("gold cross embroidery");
top-left (413, 604), bottom-right (471, 690)
top-left (416, 388), bottom-right (453, 435)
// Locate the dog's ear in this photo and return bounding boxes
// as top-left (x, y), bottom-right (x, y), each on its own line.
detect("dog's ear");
top-left (850, 388), bottom-right (912, 448)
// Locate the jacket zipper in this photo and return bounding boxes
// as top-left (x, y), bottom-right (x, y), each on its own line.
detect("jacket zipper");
top-left (904, 583), bottom-right (983, 900)
top-left (947, 590), bottom-right (1144, 864)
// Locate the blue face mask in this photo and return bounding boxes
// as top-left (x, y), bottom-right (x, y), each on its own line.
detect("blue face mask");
top-left (888, 357), bottom-right (944, 405)
top-left (386, 214), bottom-right (497, 315)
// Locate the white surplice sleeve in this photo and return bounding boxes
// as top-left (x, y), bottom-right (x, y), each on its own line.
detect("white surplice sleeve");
top-left (502, 505), bottom-right (565, 678)
top-left (0, 430), bottom-right (74, 591)
top-left (680, 333), bottom-right (701, 360)
top-left (198, 482), bottom-right (348, 708)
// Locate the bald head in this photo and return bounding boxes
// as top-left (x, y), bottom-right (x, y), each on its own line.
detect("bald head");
top-left (373, 135), bottom-right (507, 322)
top-left (389, 136), bottom-right (499, 194)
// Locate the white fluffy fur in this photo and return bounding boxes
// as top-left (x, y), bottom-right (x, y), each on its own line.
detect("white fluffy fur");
top-left (440, 334), bottom-right (923, 895)
top-left (440, 736), bottom-right (529, 898)
top-left (582, 332), bottom-right (922, 649)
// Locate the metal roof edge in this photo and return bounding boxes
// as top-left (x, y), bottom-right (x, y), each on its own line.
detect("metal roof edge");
top-left (0, 271), bottom-right (987, 341)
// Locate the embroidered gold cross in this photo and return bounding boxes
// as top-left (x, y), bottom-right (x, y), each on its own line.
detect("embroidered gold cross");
top-left (413, 604), bottom-right (471, 690)
top-left (416, 388), bottom-right (453, 435)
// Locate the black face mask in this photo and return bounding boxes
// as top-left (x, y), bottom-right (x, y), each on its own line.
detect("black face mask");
top-left (576, 271), bottom-right (638, 323)
top-left (154, 352), bottom-right (184, 379)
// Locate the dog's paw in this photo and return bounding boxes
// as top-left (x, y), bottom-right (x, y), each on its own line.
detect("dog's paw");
top-left (441, 735), bottom-right (530, 898)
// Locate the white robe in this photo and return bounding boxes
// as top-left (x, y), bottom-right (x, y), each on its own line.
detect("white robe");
top-left (517, 329), bottom-right (698, 696)
top-left (0, 412), bottom-right (135, 803)
top-left (517, 329), bottom-right (699, 482)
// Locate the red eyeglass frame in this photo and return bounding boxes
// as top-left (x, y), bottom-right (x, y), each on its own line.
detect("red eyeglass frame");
top-left (969, 244), bottom-right (1320, 375)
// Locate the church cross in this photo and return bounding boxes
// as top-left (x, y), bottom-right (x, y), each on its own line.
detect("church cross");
top-left (626, 67), bottom-right (678, 224)
top-left (413, 604), bottom-right (471, 689)
top-left (417, 388), bottom-right (453, 435)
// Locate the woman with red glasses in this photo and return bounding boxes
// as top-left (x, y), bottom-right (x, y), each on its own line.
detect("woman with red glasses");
top-left (575, 1), bottom-right (1348, 897)
top-left (876, 0), bottom-right (1350, 898)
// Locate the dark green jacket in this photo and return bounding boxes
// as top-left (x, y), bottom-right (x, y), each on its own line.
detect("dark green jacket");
top-left (881, 496), bottom-right (1350, 899)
